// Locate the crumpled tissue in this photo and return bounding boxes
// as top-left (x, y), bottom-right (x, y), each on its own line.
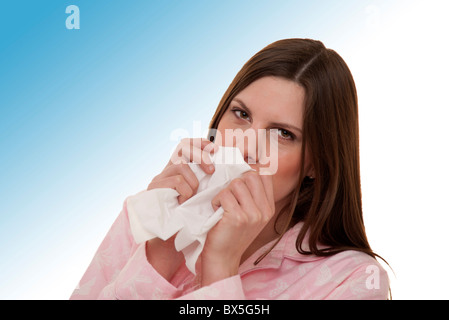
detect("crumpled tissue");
top-left (126, 146), bottom-right (253, 274)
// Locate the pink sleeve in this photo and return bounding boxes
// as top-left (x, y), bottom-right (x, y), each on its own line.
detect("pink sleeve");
top-left (70, 199), bottom-right (179, 300)
top-left (70, 200), bottom-right (134, 299)
top-left (102, 242), bottom-right (181, 299)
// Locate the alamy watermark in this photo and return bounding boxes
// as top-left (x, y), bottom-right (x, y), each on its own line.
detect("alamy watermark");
top-left (169, 121), bottom-right (279, 175)
top-left (365, 265), bottom-right (380, 290)
top-left (66, 5), bottom-right (80, 30)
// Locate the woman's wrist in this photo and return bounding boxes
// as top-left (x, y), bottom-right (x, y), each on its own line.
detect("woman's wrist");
top-left (145, 238), bottom-right (184, 282)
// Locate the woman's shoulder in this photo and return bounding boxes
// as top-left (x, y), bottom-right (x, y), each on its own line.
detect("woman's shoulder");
top-left (328, 248), bottom-right (383, 264)
top-left (323, 249), bottom-right (388, 278)
top-left (319, 249), bottom-right (390, 299)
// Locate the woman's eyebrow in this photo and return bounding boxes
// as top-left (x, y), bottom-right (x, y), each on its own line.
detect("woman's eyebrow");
top-left (269, 121), bottom-right (303, 134)
top-left (233, 98), bottom-right (303, 134)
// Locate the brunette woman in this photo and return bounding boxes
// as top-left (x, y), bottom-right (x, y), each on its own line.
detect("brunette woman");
top-left (71, 38), bottom-right (389, 300)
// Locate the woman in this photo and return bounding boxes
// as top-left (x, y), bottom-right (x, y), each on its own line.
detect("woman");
top-left (70, 38), bottom-right (390, 299)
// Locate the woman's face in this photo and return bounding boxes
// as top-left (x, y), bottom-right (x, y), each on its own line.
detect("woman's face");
top-left (216, 76), bottom-right (312, 207)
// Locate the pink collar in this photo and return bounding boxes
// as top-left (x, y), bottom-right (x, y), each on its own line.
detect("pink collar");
top-left (239, 222), bottom-right (326, 275)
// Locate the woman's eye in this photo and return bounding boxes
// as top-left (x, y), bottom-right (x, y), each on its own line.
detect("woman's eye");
top-left (234, 110), bottom-right (250, 120)
top-left (278, 129), bottom-right (293, 140)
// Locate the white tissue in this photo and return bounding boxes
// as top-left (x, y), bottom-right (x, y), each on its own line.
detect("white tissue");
top-left (126, 146), bottom-right (252, 274)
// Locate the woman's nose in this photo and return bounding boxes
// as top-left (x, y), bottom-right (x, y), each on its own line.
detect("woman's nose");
top-left (238, 128), bottom-right (268, 165)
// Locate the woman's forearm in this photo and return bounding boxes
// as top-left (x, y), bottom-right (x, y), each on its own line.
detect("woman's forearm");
top-left (145, 237), bottom-right (185, 283)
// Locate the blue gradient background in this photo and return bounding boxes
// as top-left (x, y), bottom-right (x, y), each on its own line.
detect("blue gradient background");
top-left (1, 1), bottom-right (448, 299)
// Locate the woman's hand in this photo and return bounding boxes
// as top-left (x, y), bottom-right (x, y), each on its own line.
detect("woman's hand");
top-left (148, 138), bottom-right (218, 204)
top-left (200, 171), bottom-right (276, 286)
top-left (145, 138), bottom-right (218, 281)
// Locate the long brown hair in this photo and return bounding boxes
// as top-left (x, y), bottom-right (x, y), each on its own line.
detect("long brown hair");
top-left (208, 38), bottom-right (382, 263)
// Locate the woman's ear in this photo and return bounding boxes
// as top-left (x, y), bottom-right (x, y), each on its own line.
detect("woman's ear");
top-left (306, 166), bottom-right (315, 179)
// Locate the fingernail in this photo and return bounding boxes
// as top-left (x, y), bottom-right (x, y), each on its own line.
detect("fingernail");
top-left (208, 165), bottom-right (215, 172)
